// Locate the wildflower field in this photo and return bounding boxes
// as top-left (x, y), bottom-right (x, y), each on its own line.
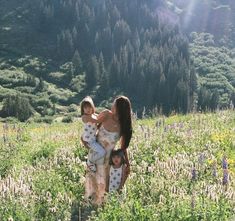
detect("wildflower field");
top-left (0, 110), bottom-right (235, 221)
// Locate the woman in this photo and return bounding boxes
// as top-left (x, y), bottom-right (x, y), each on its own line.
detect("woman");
top-left (83, 95), bottom-right (132, 205)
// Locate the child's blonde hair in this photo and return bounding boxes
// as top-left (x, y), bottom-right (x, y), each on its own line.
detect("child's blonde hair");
top-left (80, 96), bottom-right (95, 115)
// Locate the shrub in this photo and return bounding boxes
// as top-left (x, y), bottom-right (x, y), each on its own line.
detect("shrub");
top-left (68, 104), bottom-right (78, 112)
top-left (35, 98), bottom-right (52, 108)
top-left (62, 115), bottom-right (73, 123)
top-left (49, 94), bottom-right (60, 103)
top-left (34, 116), bottom-right (54, 124)
top-left (0, 94), bottom-right (34, 121)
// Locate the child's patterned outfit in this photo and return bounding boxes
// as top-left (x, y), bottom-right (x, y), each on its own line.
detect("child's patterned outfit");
top-left (109, 165), bottom-right (123, 192)
top-left (82, 122), bottom-right (105, 164)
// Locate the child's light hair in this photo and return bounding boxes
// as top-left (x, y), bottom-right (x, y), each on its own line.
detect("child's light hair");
top-left (80, 96), bottom-right (95, 115)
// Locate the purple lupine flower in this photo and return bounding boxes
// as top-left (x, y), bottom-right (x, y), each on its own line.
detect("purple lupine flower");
top-left (212, 164), bottom-right (217, 177)
top-left (191, 193), bottom-right (195, 209)
top-left (222, 169), bottom-right (229, 185)
top-left (191, 167), bottom-right (197, 181)
top-left (198, 153), bottom-right (205, 165)
top-left (222, 157), bottom-right (228, 169)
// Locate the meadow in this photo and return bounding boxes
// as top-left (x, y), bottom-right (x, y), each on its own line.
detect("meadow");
top-left (0, 110), bottom-right (235, 221)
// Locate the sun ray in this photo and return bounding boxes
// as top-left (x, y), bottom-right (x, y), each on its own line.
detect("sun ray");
top-left (182, 0), bottom-right (197, 29)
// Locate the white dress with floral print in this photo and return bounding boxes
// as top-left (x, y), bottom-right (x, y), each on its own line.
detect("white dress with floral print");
top-left (109, 165), bottom-right (123, 192)
top-left (85, 125), bottom-right (120, 204)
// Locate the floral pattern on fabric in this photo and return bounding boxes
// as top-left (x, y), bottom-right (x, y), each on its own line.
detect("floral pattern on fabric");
top-left (85, 125), bottom-right (120, 205)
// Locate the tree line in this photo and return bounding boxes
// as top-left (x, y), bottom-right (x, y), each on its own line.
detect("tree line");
top-left (2, 0), bottom-right (235, 121)
top-left (28, 0), bottom-right (196, 114)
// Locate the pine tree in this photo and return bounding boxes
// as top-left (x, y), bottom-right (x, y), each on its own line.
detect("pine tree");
top-left (36, 78), bottom-right (46, 92)
top-left (98, 52), bottom-right (108, 89)
top-left (72, 50), bottom-right (82, 75)
top-left (85, 56), bottom-right (99, 88)
top-left (210, 91), bottom-right (219, 111)
top-left (231, 92), bottom-right (235, 108)
top-left (198, 87), bottom-right (211, 111)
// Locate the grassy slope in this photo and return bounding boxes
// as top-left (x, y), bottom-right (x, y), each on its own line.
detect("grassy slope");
top-left (0, 110), bottom-right (235, 220)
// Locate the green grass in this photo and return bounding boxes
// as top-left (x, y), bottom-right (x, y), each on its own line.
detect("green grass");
top-left (0, 110), bottom-right (235, 220)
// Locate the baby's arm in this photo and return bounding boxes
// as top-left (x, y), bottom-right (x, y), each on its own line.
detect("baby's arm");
top-left (97, 109), bottom-right (110, 123)
top-left (82, 115), bottom-right (99, 124)
top-left (82, 109), bottom-right (110, 124)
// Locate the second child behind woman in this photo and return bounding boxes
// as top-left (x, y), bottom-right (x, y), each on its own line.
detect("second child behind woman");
top-left (107, 149), bottom-right (128, 193)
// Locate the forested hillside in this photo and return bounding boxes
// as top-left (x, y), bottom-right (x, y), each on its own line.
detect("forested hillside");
top-left (0, 0), bottom-right (196, 120)
top-left (1, 0), bottom-right (235, 122)
top-left (166, 0), bottom-right (235, 110)
top-left (190, 32), bottom-right (235, 110)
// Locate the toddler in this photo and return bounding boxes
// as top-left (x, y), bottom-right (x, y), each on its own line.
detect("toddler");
top-left (108, 149), bottom-right (127, 192)
top-left (81, 96), bottom-right (105, 172)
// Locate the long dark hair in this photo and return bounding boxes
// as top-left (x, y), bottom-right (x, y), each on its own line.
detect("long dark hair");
top-left (115, 96), bottom-right (132, 149)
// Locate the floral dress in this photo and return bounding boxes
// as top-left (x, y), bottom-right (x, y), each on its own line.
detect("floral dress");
top-left (85, 125), bottom-right (120, 205)
top-left (108, 165), bottom-right (123, 192)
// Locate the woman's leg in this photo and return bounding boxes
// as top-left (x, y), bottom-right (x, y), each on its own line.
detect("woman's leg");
top-left (84, 172), bottom-right (96, 200)
top-left (95, 183), bottom-right (106, 205)
top-left (94, 165), bottom-right (108, 205)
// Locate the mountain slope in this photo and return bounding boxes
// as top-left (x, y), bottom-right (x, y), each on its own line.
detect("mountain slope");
top-left (0, 0), bottom-right (196, 118)
top-left (190, 32), bottom-right (235, 108)
top-left (163, 0), bottom-right (235, 109)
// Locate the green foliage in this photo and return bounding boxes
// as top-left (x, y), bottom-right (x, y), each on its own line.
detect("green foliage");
top-left (68, 104), bottom-right (78, 113)
top-left (62, 115), bottom-right (73, 123)
top-left (90, 110), bottom-right (235, 220)
top-left (0, 111), bottom-right (235, 220)
top-left (31, 143), bottom-right (57, 168)
top-left (190, 32), bottom-right (235, 110)
top-left (0, 0), bottom-right (196, 115)
top-left (34, 116), bottom-right (54, 124)
top-left (1, 94), bottom-right (33, 121)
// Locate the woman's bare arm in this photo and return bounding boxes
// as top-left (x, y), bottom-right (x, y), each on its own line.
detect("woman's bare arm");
top-left (82, 115), bottom-right (99, 124)
top-left (118, 165), bottom-right (128, 191)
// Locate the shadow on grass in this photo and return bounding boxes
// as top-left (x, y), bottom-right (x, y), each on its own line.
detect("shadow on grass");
top-left (70, 200), bottom-right (97, 221)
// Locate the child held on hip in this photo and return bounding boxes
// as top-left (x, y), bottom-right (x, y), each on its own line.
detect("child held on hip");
top-left (81, 96), bottom-right (105, 172)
